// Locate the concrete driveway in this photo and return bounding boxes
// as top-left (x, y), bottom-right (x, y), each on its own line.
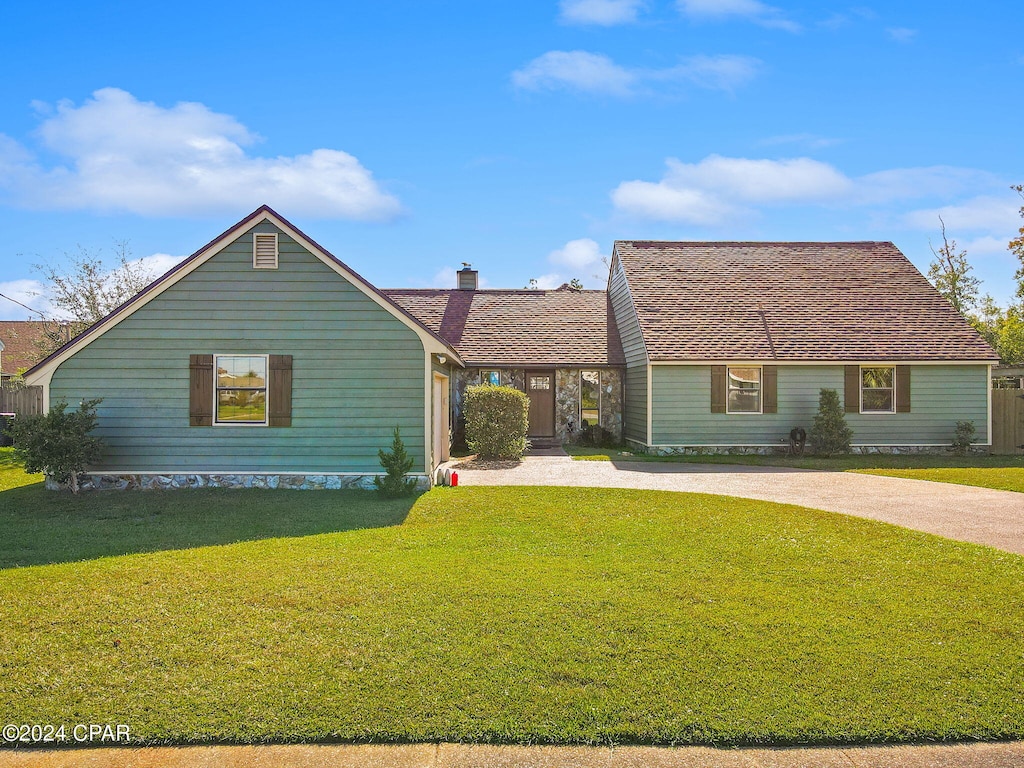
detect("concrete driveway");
top-left (454, 456), bottom-right (1024, 555)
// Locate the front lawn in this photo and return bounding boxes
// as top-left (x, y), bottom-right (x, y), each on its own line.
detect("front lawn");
top-left (566, 446), bottom-right (1024, 493)
top-left (2, 453), bottom-right (1023, 746)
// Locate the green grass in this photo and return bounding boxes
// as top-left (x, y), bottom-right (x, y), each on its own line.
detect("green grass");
top-left (2, 449), bottom-right (1024, 746)
top-left (566, 445), bottom-right (1024, 493)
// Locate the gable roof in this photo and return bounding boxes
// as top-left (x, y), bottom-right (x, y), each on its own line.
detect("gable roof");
top-left (0, 321), bottom-right (49, 376)
top-left (24, 206), bottom-right (462, 385)
top-left (383, 288), bottom-right (625, 367)
top-left (614, 241), bottom-right (999, 362)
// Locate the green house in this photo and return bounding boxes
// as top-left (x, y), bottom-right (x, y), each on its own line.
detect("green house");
top-left (25, 207), bottom-right (462, 490)
top-left (24, 210), bottom-right (999, 490)
top-left (607, 240), bottom-right (999, 455)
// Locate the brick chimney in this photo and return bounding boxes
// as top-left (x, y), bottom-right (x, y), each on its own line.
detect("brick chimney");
top-left (457, 263), bottom-right (478, 290)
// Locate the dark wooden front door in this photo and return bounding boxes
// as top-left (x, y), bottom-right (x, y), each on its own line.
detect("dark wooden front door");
top-left (526, 371), bottom-right (555, 437)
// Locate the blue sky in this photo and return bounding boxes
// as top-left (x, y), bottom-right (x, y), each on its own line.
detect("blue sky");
top-left (1, 0), bottom-right (1022, 319)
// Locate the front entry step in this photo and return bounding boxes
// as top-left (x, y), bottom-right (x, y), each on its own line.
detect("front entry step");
top-left (528, 437), bottom-right (561, 450)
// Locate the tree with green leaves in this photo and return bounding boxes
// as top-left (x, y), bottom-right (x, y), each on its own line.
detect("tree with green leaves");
top-left (7, 399), bottom-right (103, 493)
top-left (32, 242), bottom-right (156, 357)
top-left (374, 426), bottom-right (418, 497)
top-left (1011, 184), bottom-right (1024, 303)
top-left (809, 388), bottom-right (852, 456)
top-left (927, 216), bottom-right (979, 315)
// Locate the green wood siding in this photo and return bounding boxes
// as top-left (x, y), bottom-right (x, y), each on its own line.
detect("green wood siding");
top-left (651, 364), bottom-right (989, 446)
top-left (49, 222), bottom-right (428, 473)
top-left (609, 254), bottom-right (648, 443)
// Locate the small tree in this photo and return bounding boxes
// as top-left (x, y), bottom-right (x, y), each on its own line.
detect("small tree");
top-left (374, 426), bottom-right (418, 497)
top-left (464, 384), bottom-right (529, 459)
top-left (809, 388), bottom-right (852, 456)
top-left (927, 216), bottom-right (979, 315)
top-left (951, 420), bottom-right (976, 457)
top-left (7, 399), bottom-right (103, 493)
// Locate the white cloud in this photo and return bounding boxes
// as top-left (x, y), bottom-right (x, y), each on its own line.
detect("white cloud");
top-left (512, 51), bottom-right (760, 96)
top-left (532, 273), bottom-right (565, 290)
top-left (430, 266), bottom-right (458, 289)
top-left (559, 0), bottom-right (645, 26)
top-left (512, 51), bottom-right (636, 96)
top-left (677, 0), bottom-right (800, 31)
top-left (886, 27), bottom-right (917, 43)
top-left (612, 155), bottom-right (851, 224)
top-left (0, 88), bottom-right (402, 220)
top-left (549, 238), bottom-right (603, 269)
top-left (901, 196), bottom-right (1020, 233)
top-left (0, 279), bottom-right (48, 320)
top-left (610, 154), bottom-right (1005, 226)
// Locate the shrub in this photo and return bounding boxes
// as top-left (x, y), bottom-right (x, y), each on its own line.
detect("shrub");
top-left (951, 420), bottom-right (976, 457)
top-left (809, 388), bottom-right (852, 456)
top-left (464, 384), bottom-right (529, 459)
top-left (8, 399), bottom-right (103, 493)
top-left (375, 426), bottom-right (419, 497)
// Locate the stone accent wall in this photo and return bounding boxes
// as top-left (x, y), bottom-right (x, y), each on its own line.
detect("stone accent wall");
top-left (555, 368), bottom-right (581, 442)
top-left (48, 473), bottom-right (431, 492)
top-left (599, 369), bottom-right (623, 441)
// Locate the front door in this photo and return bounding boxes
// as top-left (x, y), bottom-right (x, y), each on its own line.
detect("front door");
top-left (526, 371), bottom-right (555, 437)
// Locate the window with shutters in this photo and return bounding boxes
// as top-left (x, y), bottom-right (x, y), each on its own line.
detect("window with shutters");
top-left (726, 367), bottom-right (761, 414)
top-left (860, 366), bottom-right (895, 413)
top-left (253, 232), bottom-right (279, 269)
top-left (215, 355), bottom-right (267, 424)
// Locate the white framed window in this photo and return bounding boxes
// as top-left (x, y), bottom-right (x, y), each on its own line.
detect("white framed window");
top-left (861, 366), bottom-right (895, 413)
top-left (727, 367), bottom-right (762, 414)
top-left (480, 370), bottom-right (500, 386)
top-left (580, 370), bottom-right (600, 427)
top-left (253, 232), bottom-right (279, 269)
top-left (215, 354), bottom-right (268, 425)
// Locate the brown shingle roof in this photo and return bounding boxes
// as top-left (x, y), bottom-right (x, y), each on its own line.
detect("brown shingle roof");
top-left (383, 288), bottom-right (625, 367)
top-left (0, 321), bottom-right (49, 376)
top-left (614, 241), bottom-right (998, 362)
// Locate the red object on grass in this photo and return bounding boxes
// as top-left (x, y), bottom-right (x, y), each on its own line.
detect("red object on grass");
top-left (450, 471), bottom-right (459, 487)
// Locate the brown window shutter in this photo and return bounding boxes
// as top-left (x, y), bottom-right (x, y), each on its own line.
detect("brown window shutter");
top-left (711, 365), bottom-right (726, 413)
top-left (268, 354), bottom-right (293, 427)
top-left (189, 354), bottom-right (214, 426)
top-left (844, 365), bottom-right (860, 413)
top-left (896, 366), bottom-right (911, 413)
top-left (762, 365), bottom-right (778, 414)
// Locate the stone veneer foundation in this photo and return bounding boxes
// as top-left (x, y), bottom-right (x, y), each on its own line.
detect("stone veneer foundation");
top-left (47, 473), bottom-right (431, 492)
top-left (628, 441), bottom-right (983, 457)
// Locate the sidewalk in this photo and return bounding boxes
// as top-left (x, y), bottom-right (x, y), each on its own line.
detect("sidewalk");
top-left (3, 741), bottom-right (1023, 767)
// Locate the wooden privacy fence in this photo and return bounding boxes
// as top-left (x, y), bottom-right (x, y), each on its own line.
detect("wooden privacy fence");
top-left (0, 385), bottom-right (43, 417)
top-left (991, 388), bottom-right (1024, 455)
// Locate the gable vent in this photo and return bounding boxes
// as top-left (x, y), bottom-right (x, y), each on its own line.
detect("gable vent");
top-left (253, 233), bottom-right (279, 269)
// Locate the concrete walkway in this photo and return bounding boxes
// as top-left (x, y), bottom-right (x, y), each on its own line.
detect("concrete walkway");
top-left (454, 456), bottom-right (1024, 555)
top-left (5, 741), bottom-right (1024, 768)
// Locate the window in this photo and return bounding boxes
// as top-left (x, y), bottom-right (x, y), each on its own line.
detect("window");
top-left (253, 232), bottom-right (279, 269)
top-left (861, 366), bottom-right (895, 413)
top-left (727, 367), bottom-right (761, 413)
top-left (529, 375), bottom-right (550, 390)
top-left (215, 355), bottom-right (267, 424)
top-left (581, 370), bottom-right (600, 426)
top-left (480, 370), bottom-right (500, 385)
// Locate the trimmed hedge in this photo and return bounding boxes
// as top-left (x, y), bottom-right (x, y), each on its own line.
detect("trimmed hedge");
top-left (465, 384), bottom-right (529, 459)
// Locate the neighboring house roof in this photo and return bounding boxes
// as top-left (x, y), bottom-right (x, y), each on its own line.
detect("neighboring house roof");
top-left (383, 288), bottom-right (626, 367)
top-left (614, 241), bottom-right (999, 362)
top-left (0, 321), bottom-right (49, 376)
top-left (24, 206), bottom-right (463, 385)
